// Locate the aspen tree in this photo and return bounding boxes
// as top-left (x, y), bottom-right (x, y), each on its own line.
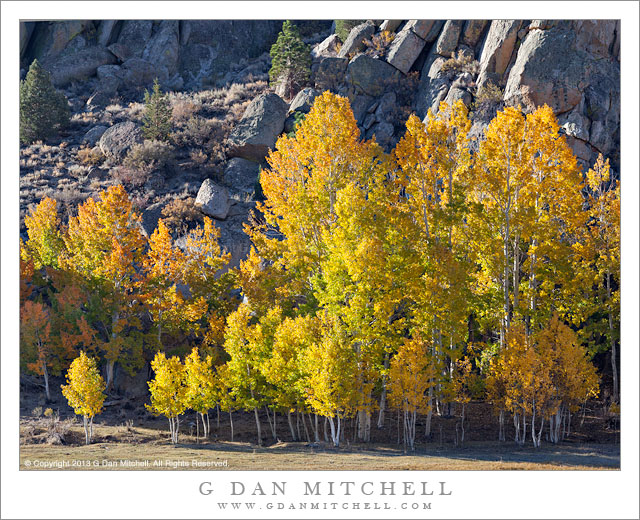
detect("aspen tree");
top-left (61, 351), bottom-right (106, 444)
top-left (146, 351), bottom-right (188, 444)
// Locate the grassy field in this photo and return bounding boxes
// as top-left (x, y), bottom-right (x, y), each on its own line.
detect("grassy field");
top-left (19, 422), bottom-right (619, 471)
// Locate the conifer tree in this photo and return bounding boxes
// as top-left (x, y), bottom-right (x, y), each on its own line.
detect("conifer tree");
top-left (269, 20), bottom-right (311, 100)
top-left (20, 59), bottom-right (70, 144)
top-left (142, 78), bottom-right (172, 141)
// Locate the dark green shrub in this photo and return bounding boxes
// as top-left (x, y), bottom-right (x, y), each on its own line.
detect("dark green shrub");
top-left (20, 59), bottom-right (70, 144)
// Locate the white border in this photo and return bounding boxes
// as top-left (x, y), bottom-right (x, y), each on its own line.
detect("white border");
top-left (2, 2), bottom-right (639, 519)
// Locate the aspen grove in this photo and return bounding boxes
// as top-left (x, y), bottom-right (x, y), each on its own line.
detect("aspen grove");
top-left (21, 92), bottom-right (617, 449)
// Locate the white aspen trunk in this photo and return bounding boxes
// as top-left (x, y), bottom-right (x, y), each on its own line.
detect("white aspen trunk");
top-left (105, 360), bottom-right (115, 391)
top-left (229, 411), bottom-right (234, 442)
top-left (205, 412), bottom-right (210, 438)
top-left (83, 415), bottom-right (89, 445)
top-left (514, 413), bottom-right (520, 444)
top-left (323, 416), bottom-right (329, 443)
top-left (301, 413), bottom-right (311, 443)
top-left (253, 407), bottom-right (262, 446)
top-left (175, 415), bottom-right (180, 443)
top-left (287, 410), bottom-right (297, 441)
top-left (410, 410), bottom-right (417, 450)
top-left (89, 416), bottom-right (94, 444)
top-left (513, 234), bottom-right (520, 315)
top-left (41, 361), bottom-right (51, 402)
top-left (336, 416), bottom-right (342, 447)
top-left (264, 406), bottom-right (277, 440)
top-left (377, 353), bottom-right (390, 429)
top-left (425, 384), bottom-right (433, 437)
top-left (531, 404), bottom-right (536, 447)
top-left (536, 417), bottom-right (544, 448)
top-left (521, 412), bottom-right (527, 446)
top-left (607, 273), bottom-right (619, 401)
top-left (357, 408), bottom-right (371, 442)
top-left (328, 416), bottom-right (338, 447)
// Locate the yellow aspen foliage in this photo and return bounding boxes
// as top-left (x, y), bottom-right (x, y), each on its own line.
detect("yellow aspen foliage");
top-left (241, 91), bottom-right (383, 312)
top-left (61, 185), bottom-right (146, 388)
top-left (388, 337), bottom-right (436, 450)
top-left (140, 219), bottom-right (190, 346)
top-left (61, 351), bottom-right (106, 444)
top-left (146, 351), bottom-right (188, 444)
top-left (303, 314), bottom-right (360, 447)
top-left (470, 104), bottom-right (583, 342)
top-left (393, 101), bottom-right (474, 435)
top-left (180, 217), bottom-right (236, 349)
top-left (21, 197), bottom-right (65, 270)
top-left (535, 314), bottom-right (599, 443)
top-left (222, 304), bottom-right (280, 444)
top-left (574, 154), bottom-right (620, 400)
top-left (184, 347), bottom-right (217, 439)
top-left (262, 314), bottom-right (318, 413)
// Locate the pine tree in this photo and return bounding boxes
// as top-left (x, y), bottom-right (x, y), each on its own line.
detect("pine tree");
top-left (269, 21), bottom-right (311, 100)
top-left (20, 59), bottom-right (70, 144)
top-left (142, 78), bottom-right (172, 141)
top-left (335, 20), bottom-right (366, 42)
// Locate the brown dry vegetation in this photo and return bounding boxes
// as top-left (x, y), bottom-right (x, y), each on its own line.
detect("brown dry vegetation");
top-left (19, 57), bottom-right (271, 235)
top-left (19, 382), bottom-right (619, 471)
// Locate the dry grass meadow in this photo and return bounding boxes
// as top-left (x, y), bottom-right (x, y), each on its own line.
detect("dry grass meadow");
top-left (19, 421), bottom-right (619, 471)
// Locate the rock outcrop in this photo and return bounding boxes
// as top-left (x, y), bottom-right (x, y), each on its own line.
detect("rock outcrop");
top-left (227, 93), bottom-right (289, 163)
top-left (195, 179), bottom-right (231, 220)
top-left (98, 121), bottom-right (143, 161)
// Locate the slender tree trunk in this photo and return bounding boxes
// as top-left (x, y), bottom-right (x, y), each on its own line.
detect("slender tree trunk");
top-left (205, 412), bottom-right (210, 439)
top-left (196, 413), bottom-right (200, 442)
top-left (229, 411), bottom-right (234, 442)
top-left (105, 360), bottom-right (115, 391)
top-left (607, 272), bottom-right (619, 402)
top-left (216, 404), bottom-right (220, 429)
top-left (264, 406), bottom-right (277, 440)
top-left (42, 361), bottom-right (50, 402)
top-left (301, 413), bottom-right (311, 443)
top-left (323, 416), bottom-right (329, 443)
top-left (328, 416), bottom-right (339, 447)
top-left (296, 410), bottom-right (302, 441)
top-left (253, 407), bottom-right (262, 446)
top-left (287, 410), bottom-right (297, 441)
top-left (357, 408), bottom-right (371, 442)
top-left (460, 403), bottom-right (466, 444)
top-left (425, 383), bottom-right (433, 438)
top-left (377, 352), bottom-right (390, 429)
top-left (314, 414), bottom-right (319, 442)
top-left (83, 415), bottom-right (89, 445)
top-left (498, 409), bottom-right (505, 442)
